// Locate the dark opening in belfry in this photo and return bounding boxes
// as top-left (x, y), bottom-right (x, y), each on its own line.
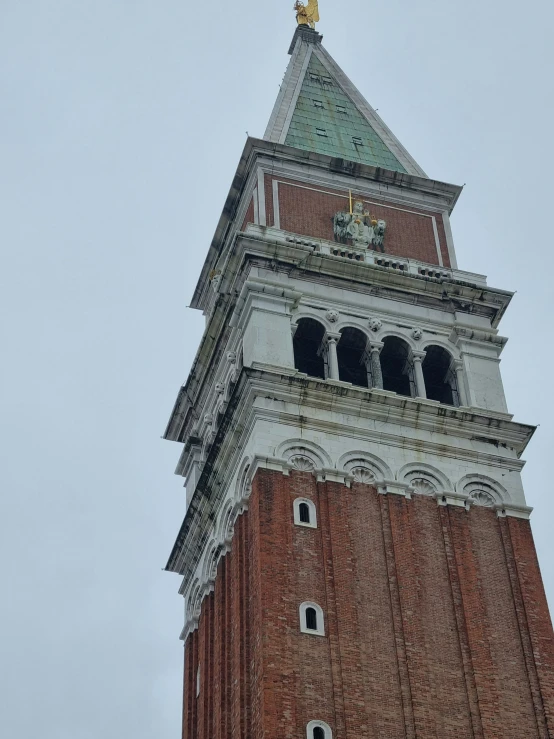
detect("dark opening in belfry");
top-left (422, 345), bottom-right (459, 406)
top-left (293, 318), bottom-right (326, 379)
top-left (337, 327), bottom-right (369, 387)
top-left (380, 336), bottom-right (413, 397)
top-left (313, 728), bottom-right (325, 739)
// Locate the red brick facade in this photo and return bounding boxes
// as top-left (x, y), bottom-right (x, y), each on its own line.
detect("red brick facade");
top-left (242, 175), bottom-right (451, 268)
top-left (183, 468), bottom-right (554, 739)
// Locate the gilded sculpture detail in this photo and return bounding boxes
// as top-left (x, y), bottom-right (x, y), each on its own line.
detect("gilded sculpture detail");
top-left (294, 0), bottom-right (320, 29)
top-left (333, 199), bottom-right (387, 251)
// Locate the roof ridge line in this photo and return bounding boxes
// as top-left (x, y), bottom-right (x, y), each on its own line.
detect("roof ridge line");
top-left (264, 35), bottom-right (312, 142)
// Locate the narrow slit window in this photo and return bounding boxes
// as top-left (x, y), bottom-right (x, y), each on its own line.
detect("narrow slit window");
top-left (352, 136), bottom-right (364, 146)
top-left (321, 75), bottom-right (333, 85)
top-left (299, 503), bottom-right (311, 524)
top-left (307, 721), bottom-right (332, 739)
top-left (313, 100), bottom-right (324, 109)
top-left (305, 607), bottom-right (318, 630)
top-left (294, 498), bottom-right (317, 528)
top-left (310, 73), bottom-right (321, 82)
top-left (300, 602), bottom-right (325, 636)
top-left (316, 128), bottom-right (327, 137)
top-left (336, 105), bottom-right (347, 114)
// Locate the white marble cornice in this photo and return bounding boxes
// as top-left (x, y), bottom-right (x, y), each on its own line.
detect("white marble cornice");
top-left (166, 366), bottom-right (535, 593)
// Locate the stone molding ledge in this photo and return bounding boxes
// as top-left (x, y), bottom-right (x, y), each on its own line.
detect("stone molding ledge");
top-left (178, 453), bottom-right (534, 642)
top-left (168, 369), bottom-right (535, 641)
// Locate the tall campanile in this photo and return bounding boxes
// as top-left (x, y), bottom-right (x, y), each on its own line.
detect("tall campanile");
top-left (164, 14), bottom-right (554, 739)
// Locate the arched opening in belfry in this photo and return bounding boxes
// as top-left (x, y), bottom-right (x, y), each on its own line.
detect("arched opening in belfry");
top-left (380, 336), bottom-right (413, 397)
top-left (293, 318), bottom-right (326, 379)
top-left (422, 345), bottom-right (459, 406)
top-left (313, 728), bottom-right (325, 739)
top-left (337, 327), bottom-right (369, 387)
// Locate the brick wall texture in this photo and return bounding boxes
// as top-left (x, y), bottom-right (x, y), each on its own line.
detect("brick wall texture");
top-left (240, 175), bottom-right (450, 268)
top-left (182, 468), bottom-right (554, 738)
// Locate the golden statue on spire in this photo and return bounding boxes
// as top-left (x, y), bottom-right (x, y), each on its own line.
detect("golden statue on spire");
top-left (294, 0), bottom-right (320, 29)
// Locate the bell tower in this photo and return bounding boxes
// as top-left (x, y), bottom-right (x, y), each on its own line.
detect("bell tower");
top-left (164, 18), bottom-right (554, 739)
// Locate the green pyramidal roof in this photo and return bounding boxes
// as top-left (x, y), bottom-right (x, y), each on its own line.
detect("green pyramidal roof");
top-left (264, 28), bottom-right (426, 177)
top-left (285, 54), bottom-right (406, 172)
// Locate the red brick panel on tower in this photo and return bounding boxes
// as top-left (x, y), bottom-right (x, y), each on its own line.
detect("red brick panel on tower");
top-left (183, 469), bottom-right (554, 738)
top-left (271, 176), bottom-right (451, 267)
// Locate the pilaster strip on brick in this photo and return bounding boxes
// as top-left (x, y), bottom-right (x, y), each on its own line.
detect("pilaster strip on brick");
top-left (224, 556), bottom-right (232, 739)
top-left (257, 169), bottom-right (266, 227)
top-left (386, 496), bottom-right (439, 738)
top-left (183, 634), bottom-right (193, 739)
top-left (248, 484), bottom-right (264, 739)
top-left (507, 517), bottom-right (554, 735)
top-left (201, 596), bottom-right (211, 739)
top-left (439, 506), bottom-right (484, 739)
top-left (197, 601), bottom-right (205, 737)
top-left (192, 631), bottom-right (199, 739)
top-left (213, 560), bottom-right (223, 739)
top-left (348, 482), bottom-right (384, 738)
top-left (230, 521), bottom-right (241, 738)
top-left (236, 516), bottom-right (246, 739)
top-left (431, 216), bottom-right (443, 267)
top-left (242, 515), bottom-right (252, 739)
top-left (325, 480), bottom-right (373, 737)
top-left (207, 594), bottom-right (215, 739)
top-left (498, 517), bottom-right (548, 737)
top-left (317, 479), bottom-right (347, 738)
top-left (378, 494), bottom-right (417, 739)
top-left (448, 508), bottom-right (502, 738)
top-left (272, 179), bottom-right (280, 231)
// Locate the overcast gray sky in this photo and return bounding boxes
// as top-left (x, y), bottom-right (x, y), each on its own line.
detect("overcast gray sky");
top-left (1, 1), bottom-right (553, 737)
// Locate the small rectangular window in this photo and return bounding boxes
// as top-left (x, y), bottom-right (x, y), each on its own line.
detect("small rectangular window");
top-left (336, 105), bottom-right (347, 114)
top-left (352, 136), bottom-right (363, 146)
top-left (309, 73), bottom-right (321, 83)
top-left (316, 128), bottom-right (327, 137)
top-left (313, 100), bottom-right (324, 109)
top-left (321, 76), bottom-right (333, 85)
